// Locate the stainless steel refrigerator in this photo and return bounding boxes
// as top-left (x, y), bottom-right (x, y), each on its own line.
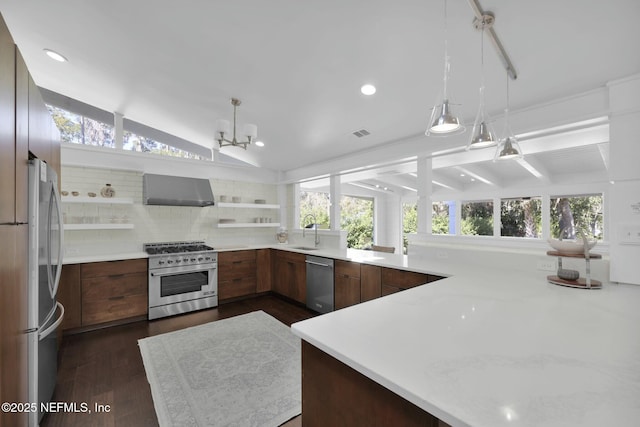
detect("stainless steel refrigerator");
top-left (27, 159), bottom-right (64, 426)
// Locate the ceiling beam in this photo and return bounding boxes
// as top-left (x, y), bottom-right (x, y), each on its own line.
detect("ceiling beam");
top-left (515, 156), bottom-right (552, 184)
top-left (454, 164), bottom-right (502, 187)
top-left (597, 143), bottom-right (610, 171)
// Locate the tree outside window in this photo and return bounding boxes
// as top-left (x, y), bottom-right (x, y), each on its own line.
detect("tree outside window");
top-left (340, 196), bottom-right (373, 249)
top-left (500, 197), bottom-right (541, 238)
top-left (461, 201), bottom-right (493, 236)
top-left (299, 191), bottom-right (330, 229)
top-left (551, 194), bottom-right (603, 239)
top-left (47, 105), bottom-right (114, 147)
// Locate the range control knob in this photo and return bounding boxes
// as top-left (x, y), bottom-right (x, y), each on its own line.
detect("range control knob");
top-left (191, 258), bottom-right (196, 262)
top-left (183, 258), bottom-right (189, 262)
top-left (158, 260), bottom-right (165, 265)
top-left (197, 257), bottom-right (203, 261)
top-left (176, 259), bottom-right (182, 263)
top-left (205, 256), bottom-right (211, 261)
top-left (167, 260), bottom-right (174, 264)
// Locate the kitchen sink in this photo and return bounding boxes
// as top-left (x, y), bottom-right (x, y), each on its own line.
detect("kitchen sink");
top-left (292, 246), bottom-right (318, 251)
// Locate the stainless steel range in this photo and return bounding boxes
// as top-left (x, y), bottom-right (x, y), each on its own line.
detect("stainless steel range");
top-left (144, 241), bottom-right (218, 320)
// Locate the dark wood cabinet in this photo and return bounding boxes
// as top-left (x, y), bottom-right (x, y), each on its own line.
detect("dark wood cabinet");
top-left (58, 264), bottom-right (82, 330)
top-left (256, 248), bottom-right (272, 293)
top-left (218, 250), bottom-right (257, 301)
top-left (302, 341), bottom-right (440, 427)
top-left (360, 264), bottom-right (382, 302)
top-left (0, 16), bottom-right (16, 224)
top-left (0, 225), bottom-right (28, 427)
top-left (14, 49), bottom-right (29, 223)
top-left (27, 71), bottom-right (60, 178)
top-left (273, 250), bottom-right (306, 304)
top-left (335, 260), bottom-right (361, 310)
top-left (381, 267), bottom-right (442, 295)
top-left (80, 259), bottom-right (148, 327)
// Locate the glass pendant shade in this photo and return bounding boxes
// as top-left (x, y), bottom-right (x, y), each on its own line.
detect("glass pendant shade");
top-left (427, 99), bottom-right (464, 135)
top-left (466, 22), bottom-right (496, 150)
top-left (493, 72), bottom-right (523, 161)
top-left (467, 88), bottom-right (497, 150)
top-left (494, 135), bottom-right (523, 161)
top-left (426, 0), bottom-right (464, 137)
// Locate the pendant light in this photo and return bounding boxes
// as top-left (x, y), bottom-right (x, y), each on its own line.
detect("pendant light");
top-left (466, 15), bottom-right (497, 150)
top-left (494, 72), bottom-right (523, 161)
top-left (426, 0), bottom-right (464, 136)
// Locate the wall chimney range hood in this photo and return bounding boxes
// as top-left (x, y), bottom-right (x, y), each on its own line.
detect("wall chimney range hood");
top-left (143, 174), bottom-right (215, 207)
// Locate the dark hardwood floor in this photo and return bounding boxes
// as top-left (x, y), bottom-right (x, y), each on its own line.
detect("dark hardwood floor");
top-left (41, 295), bottom-right (316, 427)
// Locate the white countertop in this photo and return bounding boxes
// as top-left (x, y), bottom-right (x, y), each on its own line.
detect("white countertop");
top-left (62, 243), bottom-right (640, 425)
top-left (291, 268), bottom-right (640, 427)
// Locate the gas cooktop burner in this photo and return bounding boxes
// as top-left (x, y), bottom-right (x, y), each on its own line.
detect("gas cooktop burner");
top-left (144, 241), bottom-right (214, 255)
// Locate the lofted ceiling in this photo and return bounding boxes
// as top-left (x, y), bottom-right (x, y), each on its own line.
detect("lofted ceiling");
top-left (1, 0), bottom-right (638, 192)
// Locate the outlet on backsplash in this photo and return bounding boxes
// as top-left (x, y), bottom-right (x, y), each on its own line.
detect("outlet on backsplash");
top-left (537, 259), bottom-right (556, 271)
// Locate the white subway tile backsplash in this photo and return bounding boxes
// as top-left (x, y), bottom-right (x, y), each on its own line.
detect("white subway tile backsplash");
top-left (62, 166), bottom-right (280, 255)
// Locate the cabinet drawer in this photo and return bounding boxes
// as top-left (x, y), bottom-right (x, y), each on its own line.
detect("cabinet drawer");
top-left (82, 258), bottom-right (147, 279)
top-left (335, 260), bottom-right (360, 278)
top-left (218, 250), bottom-right (256, 263)
top-left (219, 259), bottom-right (257, 282)
top-left (219, 277), bottom-right (257, 300)
top-left (381, 267), bottom-right (430, 290)
top-left (82, 272), bottom-right (147, 301)
top-left (82, 294), bottom-right (147, 326)
top-left (273, 250), bottom-right (305, 264)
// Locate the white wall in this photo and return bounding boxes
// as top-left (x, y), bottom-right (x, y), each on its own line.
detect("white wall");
top-left (607, 75), bottom-right (640, 285)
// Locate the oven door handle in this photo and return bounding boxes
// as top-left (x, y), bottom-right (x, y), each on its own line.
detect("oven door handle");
top-left (150, 266), bottom-right (216, 277)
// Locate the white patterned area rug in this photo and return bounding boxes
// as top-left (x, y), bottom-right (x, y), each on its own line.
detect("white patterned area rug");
top-left (138, 311), bottom-right (301, 427)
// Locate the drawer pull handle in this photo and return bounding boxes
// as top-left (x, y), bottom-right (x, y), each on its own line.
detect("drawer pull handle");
top-left (233, 278), bottom-right (242, 282)
top-left (233, 260), bottom-right (243, 264)
top-left (109, 295), bottom-right (125, 301)
top-left (108, 274), bottom-right (126, 279)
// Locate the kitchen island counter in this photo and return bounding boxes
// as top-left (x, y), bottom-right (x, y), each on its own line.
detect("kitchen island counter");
top-left (292, 268), bottom-right (640, 427)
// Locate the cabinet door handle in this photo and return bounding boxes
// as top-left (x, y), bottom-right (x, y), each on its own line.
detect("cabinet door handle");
top-left (233, 260), bottom-right (243, 264)
top-left (108, 274), bottom-right (126, 279)
top-left (343, 274), bottom-right (349, 278)
top-left (109, 295), bottom-right (125, 301)
top-left (232, 278), bottom-right (242, 282)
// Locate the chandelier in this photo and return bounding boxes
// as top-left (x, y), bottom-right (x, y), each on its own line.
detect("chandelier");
top-left (214, 98), bottom-right (257, 150)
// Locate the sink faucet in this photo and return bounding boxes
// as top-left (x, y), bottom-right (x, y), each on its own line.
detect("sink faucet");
top-left (302, 214), bottom-right (320, 247)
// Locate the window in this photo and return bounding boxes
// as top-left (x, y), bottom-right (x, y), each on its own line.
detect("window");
top-left (550, 194), bottom-right (603, 239)
top-left (123, 131), bottom-right (205, 160)
top-left (402, 202), bottom-right (418, 253)
top-left (299, 191), bottom-right (330, 229)
top-left (461, 200), bottom-right (493, 236)
top-left (433, 201), bottom-right (455, 235)
top-left (47, 105), bottom-right (115, 147)
top-left (340, 196), bottom-right (374, 249)
top-left (500, 197), bottom-right (542, 238)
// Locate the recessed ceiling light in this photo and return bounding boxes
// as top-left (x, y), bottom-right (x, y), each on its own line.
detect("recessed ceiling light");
top-left (44, 49), bottom-right (68, 62)
top-left (460, 173), bottom-right (466, 177)
top-left (255, 141), bottom-right (264, 147)
top-left (360, 84), bottom-right (376, 96)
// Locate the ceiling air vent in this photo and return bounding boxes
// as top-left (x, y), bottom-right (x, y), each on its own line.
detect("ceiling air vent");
top-left (352, 129), bottom-right (370, 138)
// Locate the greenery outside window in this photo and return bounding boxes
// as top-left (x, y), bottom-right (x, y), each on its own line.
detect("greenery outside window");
top-left (402, 202), bottom-right (417, 253)
top-left (500, 197), bottom-right (542, 238)
top-left (433, 201), bottom-right (454, 235)
top-left (299, 191), bottom-right (330, 229)
top-left (47, 105), bottom-right (115, 147)
top-left (123, 131), bottom-right (205, 160)
top-left (461, 200), bottom-right (493, 236)
top-left (550, 194), bottom-right (603, 239)
top-left (340, 196), bottom-right (374, 249)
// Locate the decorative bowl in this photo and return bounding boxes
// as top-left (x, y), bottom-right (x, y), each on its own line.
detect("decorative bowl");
top-left (547, 238), bottom-right (597, 254)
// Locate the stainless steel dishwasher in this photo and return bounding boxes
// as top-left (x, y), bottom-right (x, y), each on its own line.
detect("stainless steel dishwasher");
top-left (305, 255), bottom-right (334, 314)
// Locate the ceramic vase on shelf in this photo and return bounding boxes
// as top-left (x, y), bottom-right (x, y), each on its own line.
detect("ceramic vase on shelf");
top-left (100, 183), bottom-right (116, 198)
top-left (276, 228), bottom-right (288, 244)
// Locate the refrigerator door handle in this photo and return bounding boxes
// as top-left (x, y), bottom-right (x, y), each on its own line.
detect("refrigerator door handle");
top-left (39, 302), bottom-right (64, 341)
top-left (48, 182), bottom-right (64, 298)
